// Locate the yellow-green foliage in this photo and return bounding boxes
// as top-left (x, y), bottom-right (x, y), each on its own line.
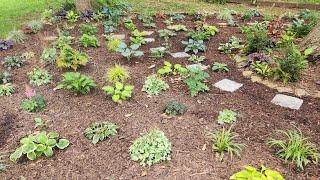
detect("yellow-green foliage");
top-left (56, 45), bottom-right (88, 71)
top-left (107, 38), bottom-right (122, 52)
top-left (106, 64), bottom-right (130, 83)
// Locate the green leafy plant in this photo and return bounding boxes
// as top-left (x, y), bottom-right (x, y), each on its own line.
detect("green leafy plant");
top-left (106, 64), bottom-right (130, 83)
top-left (170, 13), bottom-right (185, 21)
top-left (66, 10), bottom-right (79, 22)
top-left (182, 39), bottom-right (206, 54)
top-left (129, 129), bottom-right (171, 166)
top-left (103, 20), bottom-right (117, 33)
top-left (230, 165), bottom-right (284, 180)
top-left (276, 31), bottom-right (295, 48)
top-left (184, 67), bottom-right (209, 97)
top-left (130, 36), bottom-right (146, 47)
top-left (251, 61), bottom-right (272, 77)
top-left (201, 24), bottom-right (219, 37)
top-left (188, 55), bottom-right (205, 63)
top-left (107, 37), bottom-right (122, 52)
top-left (138, 14), bottom-right (156, 28)
top-left (142, 75), bottom-right (169, 96)
top-left (210, 127), bottom-right (243, 161)
top-left (56, 45), bottom-right (88, 70)
top-left (217, 109), bottom-right (237, 124)
top-left (212, 62), bottom-right (229, 73)
top-left (102, 82), bottom-right (134, 103)
top-left (164, 100), bottom-right (187, 116)
top-left (187, 30), bottom-right (210, 41)
top-left (10, 131), bottom-right (69, 161)
top-left (80, 24), bottom-right (98, 35)
top-left (2, 56), bottom-right (25, 69)
top-left (123, 18), bottom-right (137, 31)
top-left (79, 34), bottom-right (100, 48)
top-left (158, 29), bottom-right (177, 41)
top-left (267, 129), bottom-right (319, 170)
top-left (273, 45), bottom-right (310, 84)
top-left (167, 24), bottom-right (187, 31)
top-left (116, 42), bottom-right (144, 61)
top-left (7, 30), bottom-right (26, 43)
top-left (54, 34), bottom-right (73, 49)
top-left (21, 95), bottom-right (46, 113)
top-left (34, 117), bottom-right (46, 129)
top-left (244, 25), bottom-right (272, 54)
top-left (0, 83), bottom-right (15, 96)
top-left (27, 20), bottom-right (44, 34)
top-left (55, 72), bottom-right (96, 95)
top-left (41, 48), bottom-right (57, 64)
top-left (157, 61), bottom-right (188, 76)
top-left (84, 122), bottom-right (118, 144)
top-left (0, 71), bottom-right (12, 84)
top-left (27, 68), bottom-right (52, 86)
top-left (150, 47), bottom-right (167, 58)
top-left (217, 9), bottom-right (234, 21)
top-left (218, 36), bottom-right (244, 54)
top-left (288, 19), bottom-right (316, 38)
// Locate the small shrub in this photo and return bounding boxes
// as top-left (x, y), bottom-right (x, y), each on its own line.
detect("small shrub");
top-left (0, 83), bottom-right (15, 96)
top-left (27, 20), bottom-right (44, 34)
top-left (230, 165), bottom-right (284, 180)
top-left (0, 40), bottom-right (13, 51)
top-left (56, 45), bottom-right (88, 70)
top-left (130, 130), bottom-right (171, 166)
top-left (0, 71), bottom-right (12, 84)
top-left (188, 55), bottom-right (206, 63)
top-left (41, 48), bottom-right (57, 64)
top-left (158, 29), bottom-right (176, 41)
top-left (21, 95), bottom-right (46, 112)
top-left (244, 25), bottom-right (271, 54)
top-left (210, 127), bottom-right (243, 161)
top-left (102, 82), bottom-right (134, 103)
top-left (56, 72), bottom-right (96, 95)
top-left (66, 10), bottom-right (79, 22)
top-left (164, 100), bottom-right (187, 116)
top-left (106, 64), bottom-right (130, 83)
top-left (167, 24), bottom-right (187, 31)
top-left (10, 131), bottom-right (69, 161)
top-left (267, 129), bottom-right (319, 170)
top-left (79, 34), bottom-right (100, 47)
top-left (2, 56), bottom-right (25, 69)
top-left (142, 75), bottom-right (169, 96)
top-left (217, 109), bottom-right (237, 124)
top-left (80, 24), bottom-right (98, 35)
top-left (182, 39), bottom-right (206, 54)
top-left (289, 19), bottom-right (316, 38)
top-left (116, 42), bottom-right (144, 61)
top-left (7, 30), bottom-right (26, 43)
top-left (27, 68), bottom-right (52, 86)
top-left (84, 122), bottom-right (118, 144)
top-left (212, 62), bottom-right (229, 72)
top-left (184, 67), bottom-right (209, 97)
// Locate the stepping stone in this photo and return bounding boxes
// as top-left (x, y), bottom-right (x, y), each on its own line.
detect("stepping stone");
top-left (112, 34), bottom-right (125, 40)
top-left (144, 38), bottom-right (155, 43)
top-left (43, 36), bottom-right (57, 41)
top-left (170, 52), bottom-right (190, 58)
top-left (213, 79), bottom-right (243, 92)
top-left (150, 47), bottom-right (166, 52)
top-left (271, 94), bottom-right (303, 110)
top-left (186, 63), bottom-right (209, 70)
top-left (217, 22), bottom-right (228, 27)
top-left (143, 31), bottom-right (154, 36)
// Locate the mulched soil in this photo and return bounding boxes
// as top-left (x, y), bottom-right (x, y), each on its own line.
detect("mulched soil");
top-left (0, 14), bottom-right (319, 179)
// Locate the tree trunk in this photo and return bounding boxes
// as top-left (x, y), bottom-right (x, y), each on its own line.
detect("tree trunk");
top-left (299, 22), bottom-right (320, 53)
top-left (75, 0), bottom-right (91, 13)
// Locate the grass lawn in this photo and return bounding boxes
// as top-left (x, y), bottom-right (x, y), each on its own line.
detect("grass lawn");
top-left (0, 0), bottom-right (317, 38)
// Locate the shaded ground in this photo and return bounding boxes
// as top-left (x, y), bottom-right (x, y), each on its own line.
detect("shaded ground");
top-left (0, 15), bottom-right (319, 179)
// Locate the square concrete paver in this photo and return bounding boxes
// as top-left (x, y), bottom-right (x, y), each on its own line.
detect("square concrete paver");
top-left (271, 94), bottom-right (303, 110)
top-left (144, 38), bottom-right (155, 43)
top-left (170, 52), bottom-right (190, 58)
top-left (213, 79), bottom-right (243, 92)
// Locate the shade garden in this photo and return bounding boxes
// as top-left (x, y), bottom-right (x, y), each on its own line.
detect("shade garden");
top-left (0, 1), bottom-right (319, 179)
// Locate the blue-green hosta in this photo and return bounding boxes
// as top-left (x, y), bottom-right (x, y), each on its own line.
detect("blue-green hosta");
top-left (10, 131), bottom-right (69, 162)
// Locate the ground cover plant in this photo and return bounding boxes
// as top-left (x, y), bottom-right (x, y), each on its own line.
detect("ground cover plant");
top-left (55, 72), bottom-right (96, 95)
top-left (142, 75), bottom-right (169, 96)
top-left (84, 122), bottom-right (118, 144)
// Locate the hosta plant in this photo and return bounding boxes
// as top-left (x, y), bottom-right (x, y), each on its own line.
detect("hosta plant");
top-left (230, 165), bottom-right (284, 180)
top-left (267, 129), bottom-right (319, 170)
top-left (212, 62), bottom-right (229, 73)
top-left (184, 67), bottom-right (209, 97)
top-left (167, 24), bottom-right (187, 31)
top-left (217, 109), bottom-right (237, 124)
top-left (210, 127), bottom-right (244, 161)
top-left (55, 34), bottom-right (73, 49)
top-left (7, 30), bottom-right (26, 44)
top-left (56, 45), bottom-right (88, 70)
top-left (102, 82), bottom-right (134, 103)
top-left (27, 20), bottom-right (44, 34)
top-left (27, 68), bottom-right (52, 86)
top-left (80, 24), bottom-right (98, 35)
top-left (0, 40), bottom-right (13, 51)
top-left (107, 37), bottom-right (122, 52)
top-left (188, 55), bottom-right (206, 63)
top-left (0, 71), bottom-right (12, 84)
top-left (150, 47), bottom-right (167, 58)
top-left (123, 18), bottom-right (137, 31)
top-left (130, 130), bottom-right (171, 166)
top-left (55, 72), bottom-right (96, 95)
top-left (138, 14), bottom-right (156, 28)
top-left (187, 30), bottom-right (210, 41)
top-left (66, 10), bottom-right (79, 22)
top-left (10, 131), bottom-right (70, 161)
top-left (157, 61), bottom-right (187, 76)
top-left (84, 122), bottom-right (118, 144)
top-left (41, 48), bottom-right (57, 64)
top-left (182, 39), bottom-right (206, 54)
top-left (103, 20), bottom-right (117, 33)
top-left (79, 34), bottom-right (100, 47)
top-left (218, 36), bottom-right (244, 54)
top-left (0, 83), bottom-right (15, 96)
top-left (2, 56), bottom-right (25, 69)
top-left (202, 24), bottom-right (219, 36)
top-left (116, 42), bottom-right (144, 61)
top-left (158, 29), bottom-right (176, 41)
top-left (170, 13), bottom-right (185, 21)
top-left (251, 61), bottom-right (272, 77)
top-left (106, 64), bottom-right (130, 83)
top-left (164, 100), bottom-right (187, 116)
top-left (142, 75), bottom-right (169, 96)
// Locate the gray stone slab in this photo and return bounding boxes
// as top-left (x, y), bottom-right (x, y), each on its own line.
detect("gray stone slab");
top-left (271, 94), bottom-right (303, 110)
top-left (144, 38), bottom-right (155, 43)
top-left (143, 31), bottom-right (154, 36)
top-left (150, 47), bottom-right (166, 52)
top-left (213, 79), bottom-right (243, 92)
top-left (186, 63), bottom-right (209, 70)
top-left (170, 52), bottom-right (190, 58)
top-left (112, 34), bottom-right (125, 40)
